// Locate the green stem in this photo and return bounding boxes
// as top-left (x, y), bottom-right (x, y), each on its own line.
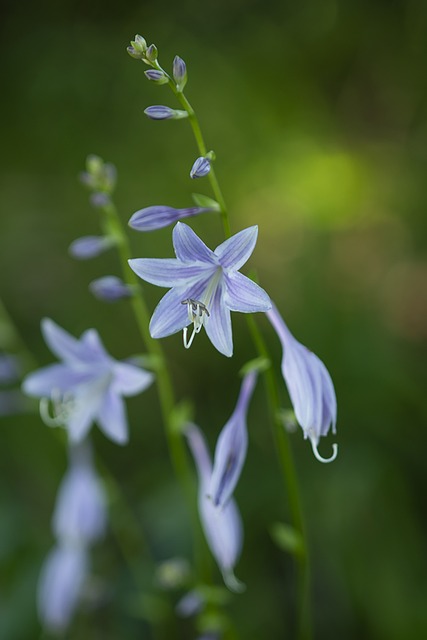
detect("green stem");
top-left (246, 315), bottom-right (311, 640)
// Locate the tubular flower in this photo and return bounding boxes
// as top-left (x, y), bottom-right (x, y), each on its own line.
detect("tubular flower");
top-left (267, 303), bottom-right (338, 463)
top-left (22, 319), bottom-right (154, 444)
top-left (209, 370), bottom-right (257, 508)
top-left (128, 222), bottom-right (271, 357)
top-left (185, 423), bottom-right (244, 592)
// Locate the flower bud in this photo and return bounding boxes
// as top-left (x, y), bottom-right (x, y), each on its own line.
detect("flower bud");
top-left (144, 69), bottom-right (169, 85)
top-left (129, 204), bottom-right (214, 231)
top-left (190, 156), bottom-right (211, 179)
top-left (89, 276), bottom-right (133, 302)
top-left (145, 44), bottom-right (158, 63)
top-left (68, 236), bottom-right (114, 260)
top-left (127, 45), bottom-right (143, 60)
top-left (173, 55), bottom-right (187, 92)
top-left (144, 105), bottom-right (188, 120)
top-left (133, 34), bottom-right (147, 52)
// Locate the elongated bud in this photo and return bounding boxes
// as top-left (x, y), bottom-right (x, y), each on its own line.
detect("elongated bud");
top-left (144, 69), bottom-right (169, 85)
top-left (145, 44), bottom-right (158, 63)
top-left (144, 105), bottom-right (188, 120)
top-left (190, 156), bottom-right (211, 179)
top-left (89, 276), bottom-right (133, 302)
top-left (129, 204), bottom-right (214, 231)
top-left (68, 236), bottom-right (114, 260)
top-left (173, 55), bottom-right (187, 92)
top-left (133, 34), bottom-right (147, 52)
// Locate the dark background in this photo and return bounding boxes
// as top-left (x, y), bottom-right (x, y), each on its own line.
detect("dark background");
top-left (1, 1), bottom-right (426, 638)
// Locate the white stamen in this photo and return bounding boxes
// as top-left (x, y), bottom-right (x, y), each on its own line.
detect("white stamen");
top-left (310, 438), bottom-right (338, 464)
top-left (181, 298), bottom-right (210, 350)
top-left (39, 389), bottom-right (74, 428)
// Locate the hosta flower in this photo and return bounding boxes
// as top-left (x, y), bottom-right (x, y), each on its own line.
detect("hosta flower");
top-left (129, 205), bottom-right (214, 232)
top-left (185, 423), bottom-right (244, 592)
top-left (209, 370), bottom-right (257, 508)
top-left (128, 222), bottom-right (271, 357)
top-left (22, 319), bottom-right (154, 444)
top-left (267, 304), bottom-right (338, 463)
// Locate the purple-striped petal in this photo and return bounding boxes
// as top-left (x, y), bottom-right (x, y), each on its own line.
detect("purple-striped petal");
top-left (173, 222), bottom-right (217, 264)
top-left (214, 226), bottom-right (258, 271)
top-left (96, 390), bottom-right (128, 444)
top-left (129, 257), bottom-right (213, 287)
top-left (129, 206), bottom-right (212, 232)
top-left (190, 157), bottom-right (211, 179)
top-left (204, 283), bottom-right (233, 357)
top-left (224, 272), bottom-right (271, 313)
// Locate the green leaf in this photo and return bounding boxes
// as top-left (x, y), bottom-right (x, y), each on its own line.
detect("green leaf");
top-left (191, 193), bottom-right (220, 210)
top-left (270, 522), bottom-right (305, 558)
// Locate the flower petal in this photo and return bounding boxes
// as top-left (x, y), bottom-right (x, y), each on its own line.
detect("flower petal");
top-left (67, 384), bottom-right (104, 443)
top-left (204, 283), bottom-right (233, 357)
top-left (214, 226), bottom-right (258, 271)
top-left (41, 319), bottom-right (88, 364)
top-left (224, 272), bottom-right (271, 313)
top-left (173, 222), bottom-right (217, 264)
top-left (22, 364), bottom-right (94, 398)
top-left (96, 390), bottom-right (128, 444)
top-left (129, 257), bottom-right (213, 287)
top-left (111, 362), bottom-right (154, 396)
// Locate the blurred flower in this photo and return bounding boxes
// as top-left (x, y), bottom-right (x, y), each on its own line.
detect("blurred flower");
top-left (37, 544), bottom-right (88, 634)
top-left (128, 205), bottom-right (214, 232)
top-left (129, 222), bottom-right (271, 357)
top-left (22, 319), bottom-right (154, 444)
top-left (175, 590), bottom-right (204, 617)
top-left (209, 371), bottom-right (257, 508)
top-left (89, 276), bottom-right (133, 302)
top-left (0, 353), bottom-right (21, 384)
top-left (80, 155), bottom-right (116, 195)
top-left (173, 55), bottom-right (187, 92)
top-left (53, 443), bottom-right (107, 545)
top-left (185, 423), bottom-right (244, 592)
top-left (155, 557), bottom-right (191, 590)
top-left (190, 156), bottom-right (211, 179)
top-left (267, 304), bottom-right (338, 463)
top-left (69, 235), bottom-right (114, 260)
top-left (144, 105), bottom-right (188, 120)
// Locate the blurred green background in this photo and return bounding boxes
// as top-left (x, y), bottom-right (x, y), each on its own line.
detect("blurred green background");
top-left (1, 0), bottom-right (427, 638)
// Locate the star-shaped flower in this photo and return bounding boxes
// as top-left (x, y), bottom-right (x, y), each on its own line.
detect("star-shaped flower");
top-left (22, 319), bottom-right (154, 444)
top-left (128, 222), bottom-right (271, 357)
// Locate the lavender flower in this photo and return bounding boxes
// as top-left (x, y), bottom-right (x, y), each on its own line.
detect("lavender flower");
top-left (128, 222), bottom-right (271, 357)
top-left (185, 423), bottom-right (244, 592)
top-left (267, 303), bottom-right (338, 463)
top-left (190, 156), bottom-right (211, 179)
top-left (0, 354), bottom-right (20, 384)
top-left (144, 105), bottom-right (188, 120)
top-left (53, 444), bottom-right (107, 545)
top-left (128, 205), bottom-right (214, 232)
top-left (69, 235), bottom-right (114, 260)
top-left (173, 55), bottom-right (187, 92)
top-left (89, 276), bottom-right (133, 302)
top-left (22, 319), bottom-right (154, 444)
top-left (144, 69), bottom-right (169, 84)
top-left (209, 370), bottom-right (257, 508)
top-left (37, 544), bottom-right (88, 633)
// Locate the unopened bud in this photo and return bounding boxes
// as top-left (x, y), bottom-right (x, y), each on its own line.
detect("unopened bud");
top-left (173, 56), bottom-right (187, 92)
top-left (145, 44), bottom-right (158, 63)
top-left (144, 69), bottom-right (169, 85)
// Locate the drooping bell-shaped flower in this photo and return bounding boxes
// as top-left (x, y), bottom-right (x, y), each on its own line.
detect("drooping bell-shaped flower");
top-left (128, 222), bottom-right (271, 357)
top-left (185, 423), bottom-right (244, 592)
top-left (52, 442), bottom-right (107, 545)
top-left (37, 543), bottom-right (88, 633)
top-left (22, 319), bottom-right (154, 444)
top-left (266, 304), bottom-right (338, 463)
top-left (209, 370), bottom-right (257, 508)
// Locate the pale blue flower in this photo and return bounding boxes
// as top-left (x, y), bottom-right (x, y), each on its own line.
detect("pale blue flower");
top-left (69, 235), bottom-right (114, 260)
top-left (129, 205), bottom-right (214, 232)
top-left (37, 543), bottom-right (88, 633)
top-left (53, 443), bottom-right (107, 545)
top-left (209, 370), bottom-right (257, 508)
top-left (144, 105), bottom-right (188, 120)
top-left (185, 423), bottom-right (244, 592)
top-left (22, 319), bottom-right (154, 444)
top-left (190, 156), bottom-right (211, 179)
top-left (128, 222), bottom-right (271, 357)
top-left (89, 275), bottom-right (133, 302)
top-left (173, 55), bottom-right (187, 92)
top-left (267, 304), bottom-right (338, 463)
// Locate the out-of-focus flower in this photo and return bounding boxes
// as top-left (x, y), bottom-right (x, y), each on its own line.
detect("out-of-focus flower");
top-left (0, 354), bottom-right (21, 384)
top-left (89, 276), bottom-right (133, 302)
top-left (175, 590), bottom-right (204, 617)
top-left (209, 370), bottom-right (257, 508)
top-left (129, 222), bottom-right (271, 357)
top-left (22, 319), bottom-right (153, 444)
top-left (53, 444), bottom-right (107, 545)
top-left (185, 423), bottom-right (244, 592)
top-left (37, 544), bottom-right (88, 634)
top-left (128, 205), bottom-right (214, 232)
top-left (69, 236), bottom-right (114, 260)
top-left (267, 303), bottom-right (338, 463)
top-left (190, 156), bottom-right (211, 179)
top-left (144, 105), bottom-right (188, 120)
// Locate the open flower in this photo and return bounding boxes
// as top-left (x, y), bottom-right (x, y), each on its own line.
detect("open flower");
top-left (185, 423), bottom-right (244, 592)
top-left (267, 304), bottom-right (338, 463)
top-left (22, 319), bottom-right (154, 444)
top-left (209, 370), bottom-right (257, 508)
top-left (128, 222), bottom-right (271, 357)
